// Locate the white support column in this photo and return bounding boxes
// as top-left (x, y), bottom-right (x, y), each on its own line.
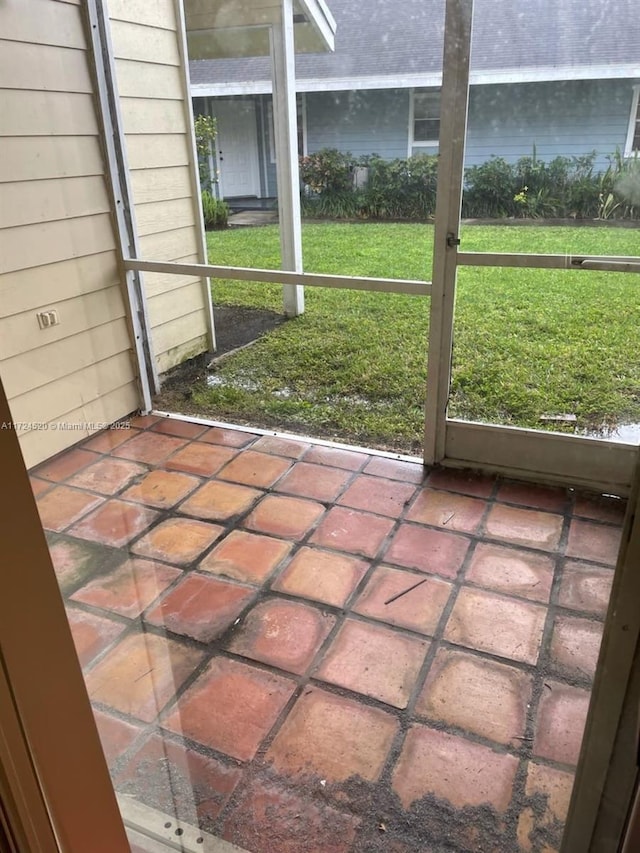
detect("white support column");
top-left (270, 0), bottom-right (304, 317)
top-left (423, 0), bottom-right (473, 464)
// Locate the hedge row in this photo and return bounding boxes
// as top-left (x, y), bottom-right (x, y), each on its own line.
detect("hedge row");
top-left (299, 148), bottom-right (640, 221)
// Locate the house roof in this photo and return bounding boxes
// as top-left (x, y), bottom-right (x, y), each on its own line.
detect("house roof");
top-left (189, 0), bottom-right (640, 96)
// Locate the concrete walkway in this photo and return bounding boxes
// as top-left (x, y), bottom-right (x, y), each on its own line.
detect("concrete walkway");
top-left (228, 210), bottom-right (278, 227)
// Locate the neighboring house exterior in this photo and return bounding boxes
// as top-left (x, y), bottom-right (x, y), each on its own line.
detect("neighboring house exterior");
top-left (189, 0), bottom-right (640, 200)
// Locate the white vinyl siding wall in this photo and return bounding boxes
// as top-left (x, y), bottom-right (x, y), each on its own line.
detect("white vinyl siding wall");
top-left (108, 0), bottom-right (211, 373)
top-left (0, 0), bottom-right (140, 468)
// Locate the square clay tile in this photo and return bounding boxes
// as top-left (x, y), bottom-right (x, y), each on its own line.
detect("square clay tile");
top-left (34, 447), bottom-right (100, 482)
top-left (69, 499), bottom-right (159, 548)
top-left (65, 606), bottom-right (126, 667)
top-left (310, 506), bottom-right (394, 559)
top-left (485, 504), bottom-right (564, 552)
top-left (200, 530), bottom-right (292, 584)
top-left (415, 648), bottom-right (532, 746)
top-left (315, 619), bottom-right (428, 709)
top-left (48, 536), bottom-right (124, 595)
top-left (550, 615), bottom-right (603, 680)
top-left (497, 481), bottom-right (568, 514)
top-left (113, 431), bottom-right (188, 465)
top-left (533, 681), bottom-right (590, 766)
top-left (30, 476), bottom-right (51, 497)
top-left (272, 547), bottom-right (369, 607)
top-left (363, 457), bottom-right (425, 484)
top-left (444, 587), bottom-right (547, 665)
top-left (150, 418), bottom-right (208, 440)
top-left (383, 524), bottom-right (470, 579)
top-left (252, 435), bottom-right (310, 458)
top-left (68, 458), bottom-right (147, 495)
top-left (274, 461), bottom-right (352, 502)
top-left (163, 657), bottom-right (295, 761)
top-left (71, 558), bottom-right (181, 618)
top-left (244, 494), bottom-right (325, 540)
top-left (517, 762), bottom-right (574, 853)
top-left (82, 426), bottom-right (140, 453)
top-left (37, 486), bottom-right (104, 532)
top-left (199, 427), bottom-right (258, 447)
top-left (338, 475), bottom-right (417, 518)
top-left (406, 489), bottom-right (486, 534)
top-left (425, 468), bottom-right (496, 498)
top-left (165, 442), bottom-right (237, 477)
top-left (86, 632), bottom-right (203, 722)
top-left (573, 493), bottom-right (626, 525)
top-left (392, 725), bottom-right (518, 812)
top-left (228, 598), bottom-right (335, 674)
top-left (222, 775), bottom-right (359, 853)
top-left (129, 414), bottom-right (160, 429)
top-left (303, 445), bottom-right (367, 471)
top-left (218, 450), bottom-right (292, 488)
top-left (115, 733), bottom-right (241, 829)
top-left (122, 469), bottom-right (200, 509)
top-left (465, 542), bottom-right (555, 603)
top-left (266, 687), bottom-right (398, 783)
top-left (352, 565), bottom-right (452, 635)
top-left (178, 480), bottom-right (261, 521)
top-left (566, 519), bottom-right (621, 566)
top-left (145, 573), bottom-right (255, 643)
top-left (558, 560), bottom-right (613, 617)
top-left (132, 517), bottom-right (224, 565)
top-left (92, 709), bottom-right (142, 765)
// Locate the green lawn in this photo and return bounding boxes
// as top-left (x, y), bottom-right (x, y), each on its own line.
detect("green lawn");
top-left (180, 223), bottom-right (640, 453)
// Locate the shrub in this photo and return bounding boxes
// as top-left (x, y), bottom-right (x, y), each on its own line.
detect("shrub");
top-left (299, 146), bottom-right (639, 222)
top-left (201, 190), bottom-right (229, 229)
top-left (599, 150), bottom-right (640, 220)
top-left (462, 158), bottom-right (515, 217)
top-left (299, 148), bottom-right (354, 194)
top-left (363, 154), bottom-right (438, 219)
top-left (194, 114), bottom-right (218, 193)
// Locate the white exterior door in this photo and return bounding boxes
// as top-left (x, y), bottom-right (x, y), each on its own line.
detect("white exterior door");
top-left (213, 99), bottom-right (261, 198)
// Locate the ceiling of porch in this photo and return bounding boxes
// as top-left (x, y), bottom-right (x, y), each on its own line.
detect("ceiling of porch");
top-left (185, 0), bottom-right (336, 59)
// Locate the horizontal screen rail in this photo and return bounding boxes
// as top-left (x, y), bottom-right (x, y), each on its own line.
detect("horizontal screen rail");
top-left (457, 252), bottom-right (640, 271)
top-left (124, 259), bottom-right (432, 296)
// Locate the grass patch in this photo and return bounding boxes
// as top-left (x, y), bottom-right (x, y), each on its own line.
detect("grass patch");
top-left (191, 223), bottom-right (640, 452)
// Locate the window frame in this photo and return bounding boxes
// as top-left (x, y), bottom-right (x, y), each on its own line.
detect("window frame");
top-left (624, 84), bottom-right (640, 157)
top-left (408, 87), bottom-right (441, 155)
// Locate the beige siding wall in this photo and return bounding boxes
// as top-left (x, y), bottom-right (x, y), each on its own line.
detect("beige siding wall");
top-left (0, 0), bottom-right (140, 468)
top-left (108, 0), bottom-right (211, 373)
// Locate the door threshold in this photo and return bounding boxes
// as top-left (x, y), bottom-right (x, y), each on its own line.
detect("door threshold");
top-left (118, 794), bottom-right (248, 853)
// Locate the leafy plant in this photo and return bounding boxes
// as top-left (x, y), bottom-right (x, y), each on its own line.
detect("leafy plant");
top-left (201, 190), bottom-right (229, 229)
top-left (194, 114), bottom-right (218, 192)
top-left (599, 150), bottom-right (640, 219)
top-left (462, 157), bottom-right (516, 217)
top-left (299, 146), bottom-right (639, 222)
top-left (299, 148), bottom-right (354, 194)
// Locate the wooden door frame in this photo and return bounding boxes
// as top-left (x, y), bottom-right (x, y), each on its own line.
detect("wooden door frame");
top-left (561, 450), bottom-right (640, 852)
top-left (0, 379), bottom-right (130, 852)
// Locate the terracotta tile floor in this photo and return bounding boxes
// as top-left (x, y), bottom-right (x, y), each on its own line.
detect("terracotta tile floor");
top-left (31, 416), bottom-right (626, 853)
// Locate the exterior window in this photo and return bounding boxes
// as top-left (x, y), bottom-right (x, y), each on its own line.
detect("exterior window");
top-left (412, 89), bottom-right (440, 146)
top-left (626, 86), bottom-right (640, 156)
